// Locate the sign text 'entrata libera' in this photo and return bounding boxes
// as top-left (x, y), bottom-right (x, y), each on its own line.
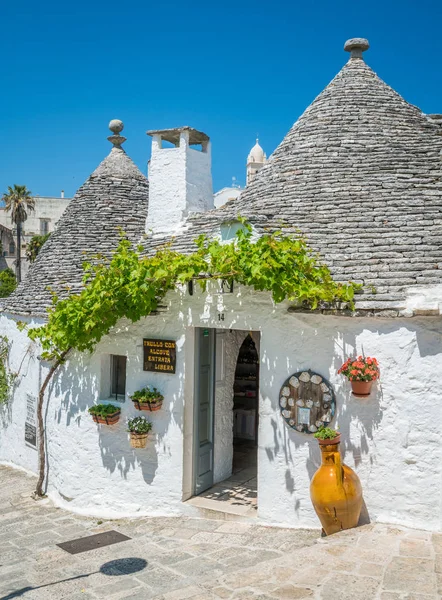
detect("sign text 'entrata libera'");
top-left (143, 339), bottom-right (176, 374)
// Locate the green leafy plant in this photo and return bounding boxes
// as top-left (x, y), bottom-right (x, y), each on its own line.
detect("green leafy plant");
top-left (27, 223), bottom-right (360, 496)
top-left (88, 403), bottom-right (120, 417)
top-left (2, 184), bottom-right (35, 282)
top-left (130, 387), bottom-right (163, 403)
top-left (0, 268), bottom-right (17, 298)
top-left (0, 336), bottom-right (16, 404)
top-left (314, 426), bottom-right (339, 440)
top-left (127, 416), bottom-right (153, 435)
top-left (26, 233), bottom-right (51, 263)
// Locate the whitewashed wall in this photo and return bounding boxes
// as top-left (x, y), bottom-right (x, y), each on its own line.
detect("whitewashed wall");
top-left (1, 284), bottom-right (442, 530)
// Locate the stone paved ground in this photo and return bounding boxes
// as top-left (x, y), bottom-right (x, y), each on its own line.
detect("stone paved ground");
top-left (1, 466), bottom-right (441, 600)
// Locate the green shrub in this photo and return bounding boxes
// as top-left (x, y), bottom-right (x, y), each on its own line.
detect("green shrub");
top-left (314, 426), bottom-right (339, 440)
top-left (127, 416), bottom-right (152, 434)
top-left (130, 387), bottom-right (163, 403)
top-left (88, 403), bottom-right (120, 417)
top-left (0, 269), bottom-right (17, 298)
top-left (26, 233), bottom-right (51, 263)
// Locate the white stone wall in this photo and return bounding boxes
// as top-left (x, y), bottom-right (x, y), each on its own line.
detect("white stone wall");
top-left (1, 285), bottom-right (442, 531)
top-left (147, 132), bottom-right (213, 234)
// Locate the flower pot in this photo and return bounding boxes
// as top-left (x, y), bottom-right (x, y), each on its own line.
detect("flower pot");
top-left (132, 398), bottom-right (163, 412)
top-left (130, 432), bottom-right (148, 448)
top-left (92, 411), bottom-right (121, 425)
top-left (310, 436), bottom-right (362, 535)
top-left (317, 434), bottom-right (341, 446)
top-left (351, 380), bottom-right (373, 397)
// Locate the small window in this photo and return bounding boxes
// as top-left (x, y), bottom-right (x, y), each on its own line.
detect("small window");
top-left (40, 219), bottom-right (50, 235)
top-left (8, 242), bottom-right (15, 255)
top-left (110, 355), bottom-right (127, 399)
top-left (220, 221), bottom-right (247, 242)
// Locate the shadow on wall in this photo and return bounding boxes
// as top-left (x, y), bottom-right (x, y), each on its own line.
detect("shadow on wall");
top-left (262, 315), bottom-right (442, 522)
top-left (45, 316), bottom-right (189, 490)
top-left (263, 313), bottom-right (442, 521)
top-left (48, 350), bottom-right (160, 488)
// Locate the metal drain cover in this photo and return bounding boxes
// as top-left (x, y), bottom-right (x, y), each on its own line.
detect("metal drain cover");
top-left (57, 530), bottom-right (131, 554)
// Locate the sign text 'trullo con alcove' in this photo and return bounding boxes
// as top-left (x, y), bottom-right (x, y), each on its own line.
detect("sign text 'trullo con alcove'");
top-left (143, 339), bottom-right (176, 374)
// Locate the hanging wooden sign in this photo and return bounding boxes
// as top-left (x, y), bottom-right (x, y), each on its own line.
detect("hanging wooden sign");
top-left (143, 339), bottom-right (176, 374)
top-left (279, 370), bottom-right (335, 434)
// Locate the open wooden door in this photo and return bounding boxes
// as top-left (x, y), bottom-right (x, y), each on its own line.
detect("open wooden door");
top-left (193, 328), bottom-right (215, 494)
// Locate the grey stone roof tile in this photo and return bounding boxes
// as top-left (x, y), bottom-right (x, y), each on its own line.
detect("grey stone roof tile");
top-left (4, 147), bottom-right (148, 317)
top-left (152, 56), bottom-right (442, 313)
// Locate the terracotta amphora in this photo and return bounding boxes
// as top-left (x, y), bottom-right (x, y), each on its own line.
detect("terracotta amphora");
top-left (310, 435), bottom-right (362, 535)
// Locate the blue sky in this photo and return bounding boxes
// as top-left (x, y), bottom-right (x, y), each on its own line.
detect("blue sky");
top-left (1, 0), bottom-right (441, 198)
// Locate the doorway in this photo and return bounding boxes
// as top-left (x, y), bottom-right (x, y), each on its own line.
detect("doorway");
top-left (191, 329), bottom-right (258, 516)
top-left (231, 333), bottom-right (258, 485)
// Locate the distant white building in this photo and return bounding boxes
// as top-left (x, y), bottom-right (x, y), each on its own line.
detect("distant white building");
top-left (213, 186), bottom-right (241, 209)
top-left (214, 140), bottom-right (267, 209)
top-left (0, 193), bottom-right (71, 277)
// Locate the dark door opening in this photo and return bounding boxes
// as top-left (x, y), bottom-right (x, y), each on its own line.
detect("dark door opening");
top-left (232, 333), bottom-right (258, 491)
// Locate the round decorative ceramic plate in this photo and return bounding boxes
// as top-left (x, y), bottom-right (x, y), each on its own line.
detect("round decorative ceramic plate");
top-left (279, 370), bottom-right (335, 433)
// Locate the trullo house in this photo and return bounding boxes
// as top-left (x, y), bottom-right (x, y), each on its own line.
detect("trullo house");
top-left (1, 38), bottom-right (442, 531)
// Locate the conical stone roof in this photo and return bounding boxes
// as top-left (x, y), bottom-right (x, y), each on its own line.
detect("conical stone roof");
top-left (167, 41), bottom-right (442, 316)
top-left (5, 141), bottom-right (149, 317)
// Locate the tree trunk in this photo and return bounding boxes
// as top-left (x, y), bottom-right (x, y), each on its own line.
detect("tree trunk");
top-left (16, 222), bottom-right (21, 283)
top-left (35, 350), bottom-right (70, 497)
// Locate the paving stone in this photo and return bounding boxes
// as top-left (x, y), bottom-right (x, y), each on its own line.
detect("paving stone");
top-left (270, 584), bottom-right (314, 598)
top-left (162, 585), bottom-right (205, 599)
top-left (400, 539), bottom-right (433, 557)
top-left (0, 465), bottom-right (441, 599)
top-left (319, 573), bottom-right (380, 599)
top-left (383, 557), bottom-right (437, 594)
top-left (90, 576), bottom-right (143, 596)
top-left (211, 586), bottom-right (232, 598)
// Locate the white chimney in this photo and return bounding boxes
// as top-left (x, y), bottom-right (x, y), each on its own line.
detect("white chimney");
top-left (146, 127), bottom-right (213, 234)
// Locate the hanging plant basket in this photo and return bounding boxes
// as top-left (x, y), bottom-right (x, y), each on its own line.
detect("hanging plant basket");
top-left (127, 416), bottom-right (153, 449)
top-left (132, 398), bottom-right (163, 412)
top-left (88, 404), bottom-right (121, 425)
top-left (129, 432), bottom-right (149, 448)
top-left (130, 387), bottom-right (164, 412)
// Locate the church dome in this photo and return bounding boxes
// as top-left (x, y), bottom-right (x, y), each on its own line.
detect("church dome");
top-left (247, 139), bottom-right (265, 163)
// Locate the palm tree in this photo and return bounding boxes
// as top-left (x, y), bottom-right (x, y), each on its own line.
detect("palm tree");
top-left (2, 185), bottom-right (35, 283)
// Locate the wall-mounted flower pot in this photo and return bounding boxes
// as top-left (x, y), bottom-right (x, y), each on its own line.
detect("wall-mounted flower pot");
top-left (132, 398), bottom-right (163, 412)
top-left (91, 411), bottom-right (121, 425)
top-left (351, 381), bottom-right (373, 397)
top-left (130, 432), bottom-right (149, 448)
top-left (317, 433), bottom-right (341, 446)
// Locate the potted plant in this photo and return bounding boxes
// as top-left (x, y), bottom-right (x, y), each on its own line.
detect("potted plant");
top-left (338, 355), bottom-right (380, 397)
top-left (88, 404), bottom-right (121, 425)
top-left (130, 387), bottom-right (164, 412)
top-left (313, 426), bottom-right (341, 446)
top-left (128, 416), bottom-right (152, 448)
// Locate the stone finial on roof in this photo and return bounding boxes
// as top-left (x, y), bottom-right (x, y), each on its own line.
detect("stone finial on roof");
top-left (107, 119), bottom-right (126, 148)
top-left (344, 38), bottom-right (370, 59)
